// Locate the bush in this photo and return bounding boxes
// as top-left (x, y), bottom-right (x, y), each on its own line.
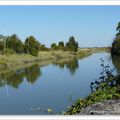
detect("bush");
top-left (4, 48), bottom-right (14, 55)
top-left (29, 48), bottom-right (38, 57)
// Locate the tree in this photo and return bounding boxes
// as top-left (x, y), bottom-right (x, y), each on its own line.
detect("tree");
top-left (51, 43), bottom-right (58, 50)
top-left (24, 36), bottom-right (39, 56)
top-left (58, 41), bottom-right (64, 47)
top-left (116, 22), bottom-right (120, 38)
top-left (58, 41), bottom-right (64, 50)
top-left (0, 35), bottom-right (10, 54)
top-left (111, 22), bottom-right (120, 55)
top-left (0, 41), bottom-right (4, 52)
top-left (116, 22), bottom-right (120, 31)
top-left (39, 44), bottom-right (49, 51)
top-left (66, 36), bottom-right (78, 52)
top-left (6, 34), bottom-right (24, 54)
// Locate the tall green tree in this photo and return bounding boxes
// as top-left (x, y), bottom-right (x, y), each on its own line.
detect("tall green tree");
top-left (0, 41), bottom-right (4, 52)
top-left (116, 22), bottom-right (120, 38)
top-left (6, 34), bottom-right (24, 54)
top-left (24, 36), bottom-right (40, 56)
top-left (116, 22), bottom-right (120, 31)
top-left (66, 36), bottom-right (78, 52)
top-left (111, 22), bottom-right (120, 55)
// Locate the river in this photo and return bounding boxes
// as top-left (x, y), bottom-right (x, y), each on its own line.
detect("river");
top-left (0, 52), bottom-right (117, 115)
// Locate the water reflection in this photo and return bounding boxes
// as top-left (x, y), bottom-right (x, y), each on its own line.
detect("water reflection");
top-left (0, 64), bottom-right (41, 89)
top-left (53, 58), bottom-right (79, 74)
top-left (25, 64), bottom-right (41, 84)
top-left (111, 55), bottom-right (120, 73)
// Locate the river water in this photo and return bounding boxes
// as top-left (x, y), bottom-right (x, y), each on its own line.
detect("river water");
top-left (0, 52), bottom-right (117, 115)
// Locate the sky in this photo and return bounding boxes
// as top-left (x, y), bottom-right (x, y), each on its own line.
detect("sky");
top-left (0, 5), bottom-right (119, 47)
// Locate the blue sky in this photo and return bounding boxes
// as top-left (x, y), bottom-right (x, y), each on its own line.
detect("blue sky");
top-left (0, 5), bottom-right (119, 47)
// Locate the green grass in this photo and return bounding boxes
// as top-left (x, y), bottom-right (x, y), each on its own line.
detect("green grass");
top-left (76, 49), bottom-right (92, 58)
top-left (0, 51), bottom-right (75, 71)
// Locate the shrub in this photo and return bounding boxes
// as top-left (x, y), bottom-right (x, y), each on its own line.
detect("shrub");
top-left (29, 48), bottom-right (38, 57)
top-left (4, 48), bottom-right (14, 55)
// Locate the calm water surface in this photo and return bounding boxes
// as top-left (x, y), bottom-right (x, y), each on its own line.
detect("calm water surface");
top-left (0, 52), bottom-right (116, 115)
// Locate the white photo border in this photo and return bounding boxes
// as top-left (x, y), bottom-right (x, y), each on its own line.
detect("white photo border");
top-left (0, 1), bottom-right (120, 120)
top-left (0, 1), bottom-right (120, 5)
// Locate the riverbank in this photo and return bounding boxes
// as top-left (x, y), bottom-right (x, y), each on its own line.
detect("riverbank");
top-left (0, 49), bottom-right (92, 72)
top-left (64, 56), bottom-right (120, 115)
top-left (0, 47), bottom-right (109, 73)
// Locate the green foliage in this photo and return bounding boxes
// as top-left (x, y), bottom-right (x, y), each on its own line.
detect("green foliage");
top-left (116, 22), bottom-right (120, 31)
top-left (0, 41), bottom-right (4, 53)
top-left (6, 34), bottom-right (24, 54)
top-left (58, 41), bottom-right (65, 50)
top-left (29, 47), bottom-right (38, 57)
top-left (111, 22), bottom-right (120, 55)
top-left (51, 43), bottom-right (58, 50)
top-left (0, 33), bottom-right (79, 56)
top-left (111, 37), bottom-right (120, 55)
top-left (65, 59), bottom-right (120, 115)
top-left (39, 44), bottom-right (49, 51)
top-left (24, 36), bottom-right (40, 56)
top-left (66, 36), bottom-right (78, 52)
top-left (50, 36), bottom-right (79, 52)
top-left (4, 48), bottom-right (14, 55)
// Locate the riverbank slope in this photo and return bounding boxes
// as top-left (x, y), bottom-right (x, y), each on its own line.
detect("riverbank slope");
top-left (0, 47), bottom-right (109, 72)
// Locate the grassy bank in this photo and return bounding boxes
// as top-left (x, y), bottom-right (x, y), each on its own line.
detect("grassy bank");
top-left (0, 47), bottom-right (110, 72)
top-left (78, 47), bottom-right (110, 53)
top-left (0, 49), bottom-right (92, 72)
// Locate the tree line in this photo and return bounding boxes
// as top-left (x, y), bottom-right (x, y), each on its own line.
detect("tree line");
top-left (51, 36), bottom-right (78, 52)
top-left (0, 34), bottom-right (79, 56)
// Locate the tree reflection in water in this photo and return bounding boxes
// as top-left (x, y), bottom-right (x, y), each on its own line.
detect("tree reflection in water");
top-left (0, 64), bottom-right (41, 89)
top-left (53, 58), bottom-right (79, 74)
